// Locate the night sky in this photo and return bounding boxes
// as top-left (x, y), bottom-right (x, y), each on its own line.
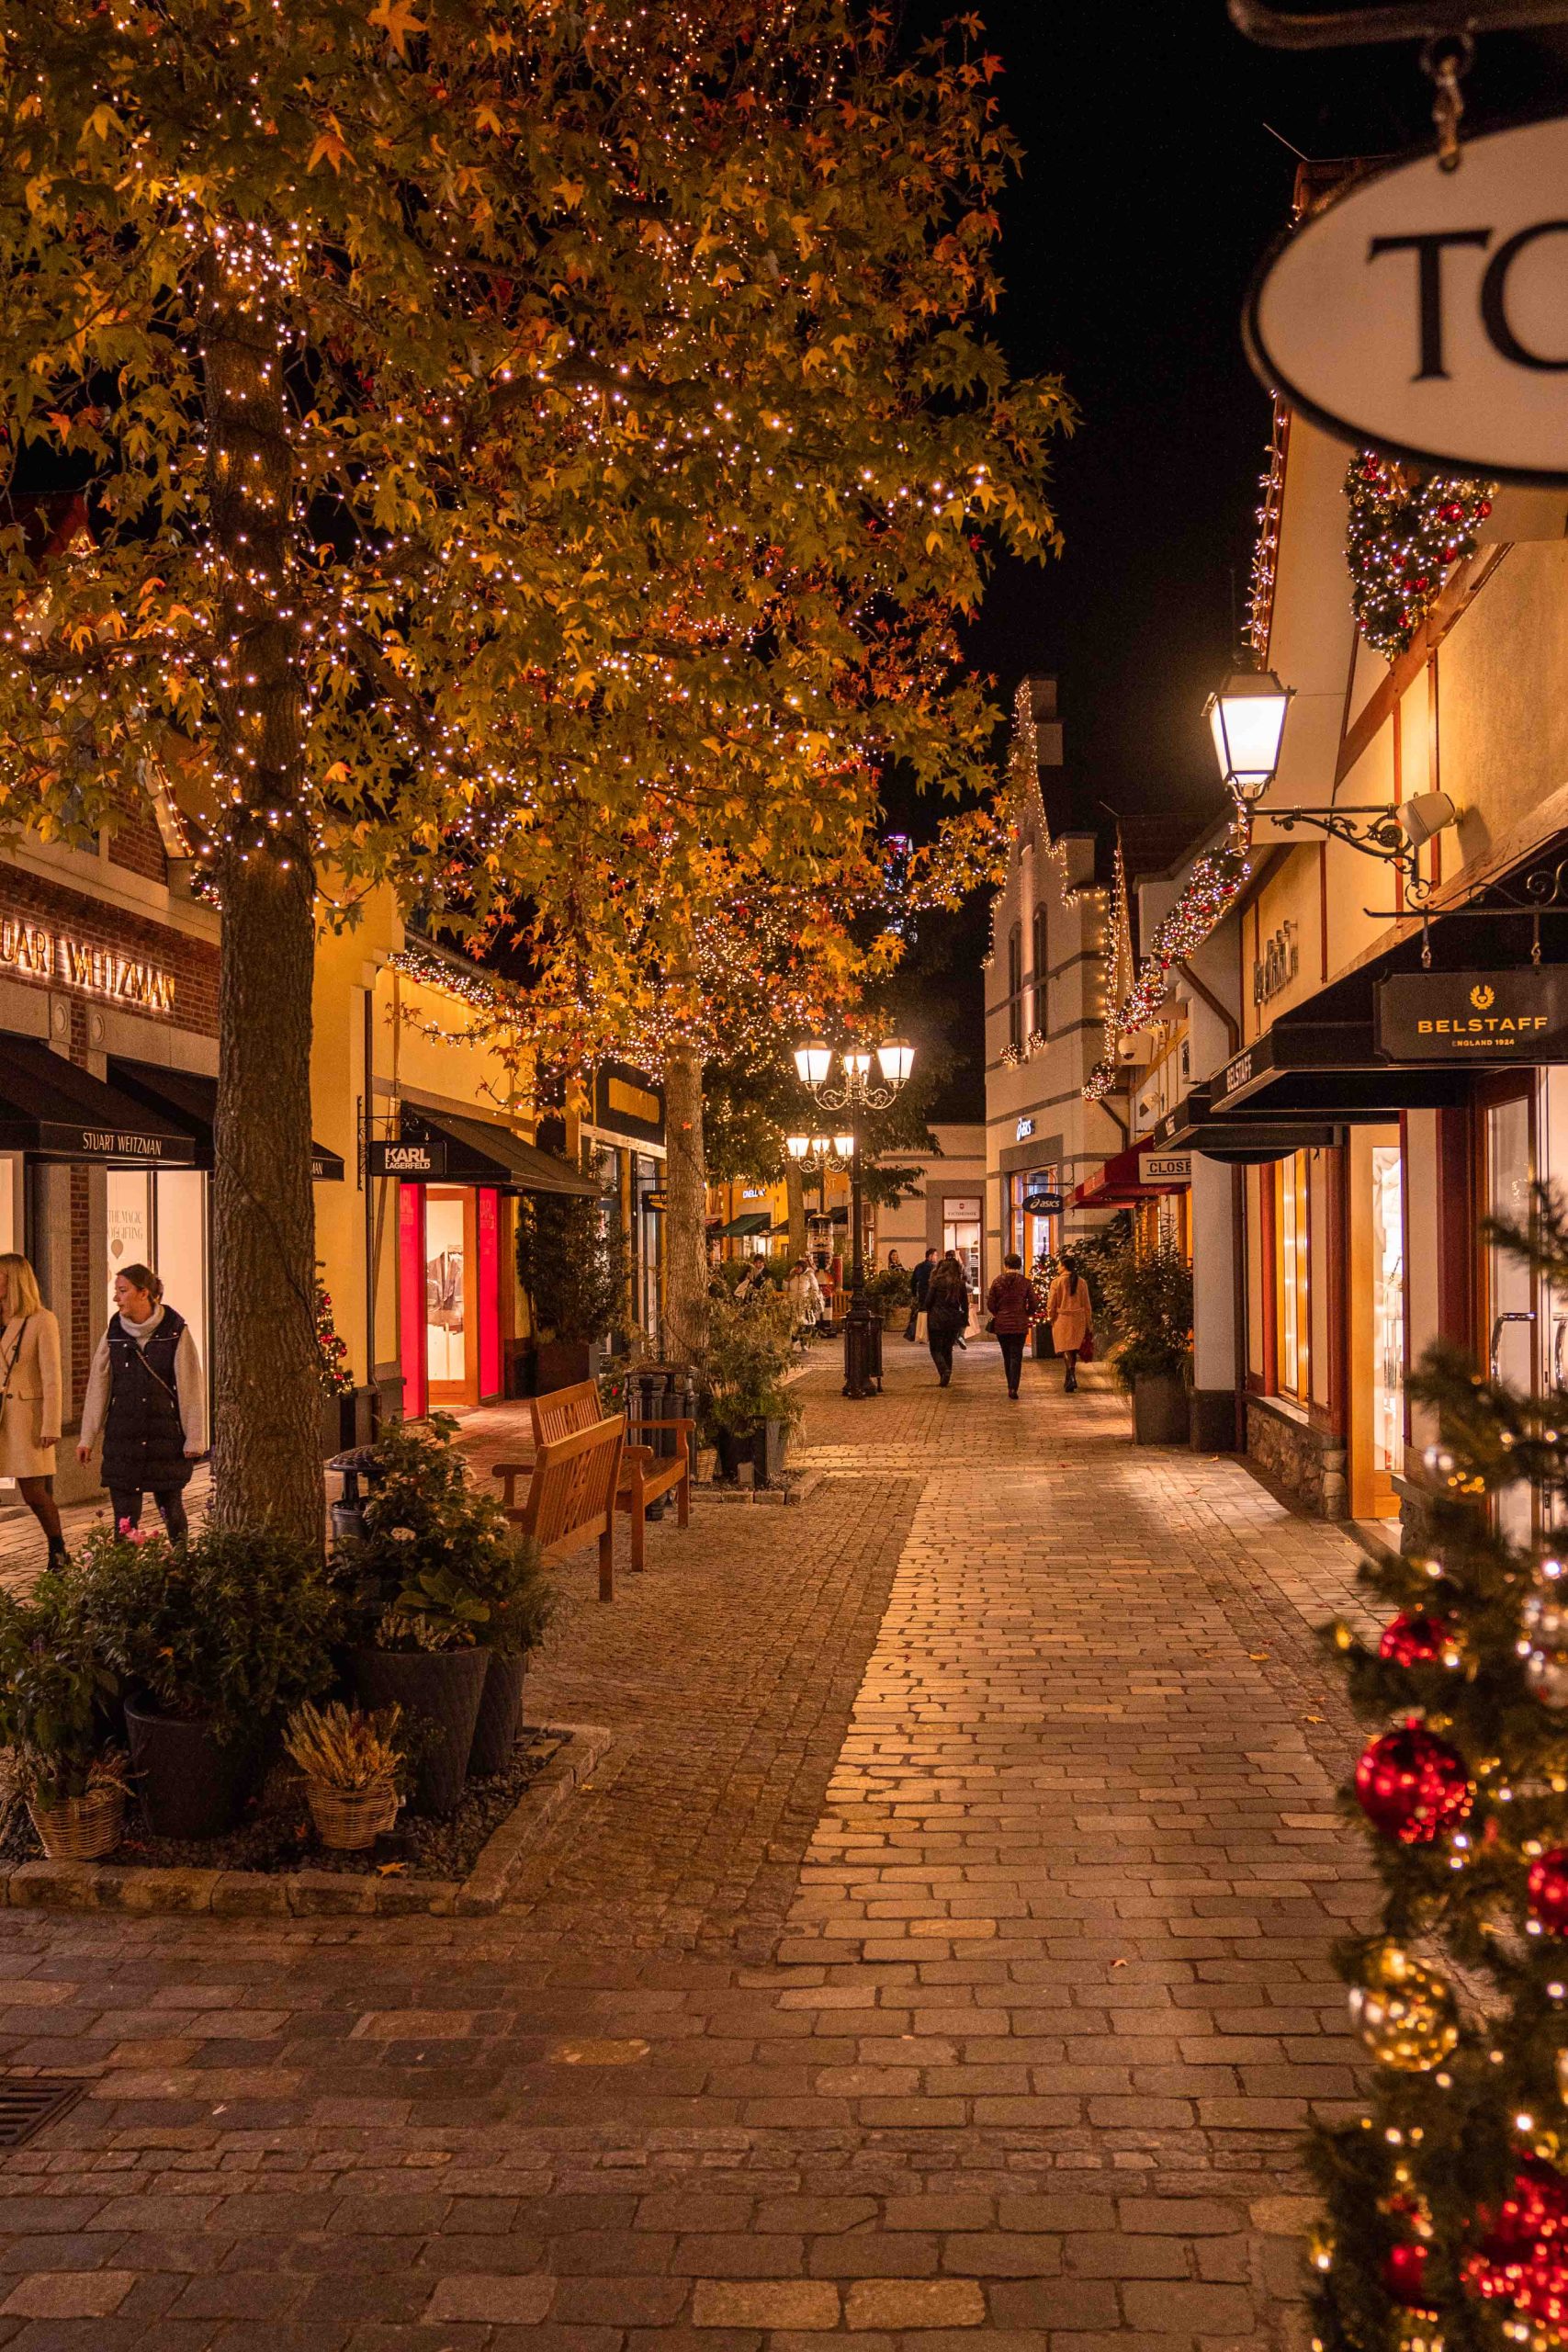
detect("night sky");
top-left (909, 4), bottom-right (1568, 1121)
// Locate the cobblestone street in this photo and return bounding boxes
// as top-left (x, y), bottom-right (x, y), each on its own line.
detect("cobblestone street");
top-left (0, 1340), bottom-right (1378, 2350)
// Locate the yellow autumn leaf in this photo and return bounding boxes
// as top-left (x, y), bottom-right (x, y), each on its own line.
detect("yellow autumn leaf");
top-left (308, 125), bottom-right (353, 176)
top-left (368, 0), bottom-right (426, 58)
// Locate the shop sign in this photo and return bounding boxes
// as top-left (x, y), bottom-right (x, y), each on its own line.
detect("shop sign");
top-left (369, 1138), bottom-right (446, 1176)
top-left (1139, 1151), bottom-right (1192, 1186)
top-left (41, 1121), bottom-right (190, 1163)
top-left (1213, 1046), bottom-right (1254, 1107)
top-left (1376, 968), bottom-right (1568, 1061)
top-left (645, 1190), bottom-right (667, 1212)
top-left (1252, 921), bottom-right (1298, 1009)
top-left (1246, 113), bottom-right (1568, 483)
top-left (1021, 1189), bottom-right (1063, 1216)
top-left (0, 911), bottom-right (175, 1015)
top-left (592, 1059), bottom-right (665, 1147)
top-left (1015, 1115), bottom-right (1035, 1140)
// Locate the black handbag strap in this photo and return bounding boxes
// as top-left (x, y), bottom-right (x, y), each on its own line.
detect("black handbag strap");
top-left (0, 1314), bottom-right (31, 1415)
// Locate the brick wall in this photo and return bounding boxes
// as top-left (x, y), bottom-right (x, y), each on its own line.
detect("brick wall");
top-left (105, 808), bottom-right (168, 888)
top-left (0, 859), bottom-right (219, 1040)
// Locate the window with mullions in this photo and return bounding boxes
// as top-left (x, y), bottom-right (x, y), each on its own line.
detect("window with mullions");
top-left (1031, 904), bottom-right (1048, 1036)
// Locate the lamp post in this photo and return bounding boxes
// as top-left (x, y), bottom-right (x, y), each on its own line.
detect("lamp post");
top-left (792, 1037), bottom-right (914, 1399)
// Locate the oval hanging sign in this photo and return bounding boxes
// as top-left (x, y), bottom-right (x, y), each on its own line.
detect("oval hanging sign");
top-left (1247, 113), bottom-right (1568, 484)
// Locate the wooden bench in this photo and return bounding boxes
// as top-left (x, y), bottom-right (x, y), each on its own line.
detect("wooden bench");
top-left (491, 1378), bottom-right (694, 1582)
top-left (497, 1415), bottom-right (625, 1602)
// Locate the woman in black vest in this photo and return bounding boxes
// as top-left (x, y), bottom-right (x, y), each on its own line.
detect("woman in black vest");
top-left (78, 1262), bottom-right (207, 1541)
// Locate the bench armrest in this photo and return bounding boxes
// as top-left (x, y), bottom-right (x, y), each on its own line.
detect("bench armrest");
top-left (491, 1457), bottom-right (536, 1510)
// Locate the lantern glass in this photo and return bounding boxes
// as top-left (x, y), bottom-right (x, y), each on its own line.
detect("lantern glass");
top-left (842, 1048), bottom-right (872, 1081)
top-left (876, 1036), bottom-right (914, 1087)
top-left (786, 1135), bottom-right (810, 1160)
top-left (795, 1040), bottom-right (831, 1087)
top-left (833, 1134), bottom-right (856, 1160)
top-left (811, 1134), bottom-right (832, 1158)
top-left (1205, 668), bottom-right (1292, 799)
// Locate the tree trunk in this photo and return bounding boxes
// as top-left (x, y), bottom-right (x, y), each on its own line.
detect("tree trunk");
top-left (662, 1044), bottom-right (709, 1366)
top-left (202, 268), bottom-right (322, 1545)
top-left (785, 1159), bottom-right (807, 1261)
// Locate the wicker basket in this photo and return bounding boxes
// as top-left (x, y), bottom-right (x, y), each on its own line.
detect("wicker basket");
top-left (27, 1782), bottom-right (126, 1862)
top-left (305, 1779), bottom-right (400, 1852)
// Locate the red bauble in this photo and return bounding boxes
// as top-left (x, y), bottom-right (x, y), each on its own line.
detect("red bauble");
top-left (1382, 2241), bottom-right (1431, 2306)
top-left (1529, 1849), bottom-right (1568, 1935)
top-left (1355, 1724), bottom-right (1472, 1844)
top-left (1380, 1613), bottom-right (1450, 1668)
top-left (1466, 2162), bottom-right (1568, 2330)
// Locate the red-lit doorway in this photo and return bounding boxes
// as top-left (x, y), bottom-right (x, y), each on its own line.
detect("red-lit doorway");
top-left (398, 1182), bottom-right (504, 1414)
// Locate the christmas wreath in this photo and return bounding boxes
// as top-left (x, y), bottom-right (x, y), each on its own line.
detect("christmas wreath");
top-left (1345, 449), bottom-right (1495, 662)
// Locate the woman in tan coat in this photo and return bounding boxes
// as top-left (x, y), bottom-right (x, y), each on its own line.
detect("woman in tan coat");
top-left (0, 1252), bottom-right (65, 1564)
top-left (1045, 1254), bottom-right (1093, 1395)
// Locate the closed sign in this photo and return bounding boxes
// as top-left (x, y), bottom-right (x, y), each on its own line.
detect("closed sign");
top-left (1376, 969), bottom-right (1568, 1061)
top-left (1139, 1152), bottom-right (1191, 1186)
top-left (1247, 114), bottom-right (1568, 483)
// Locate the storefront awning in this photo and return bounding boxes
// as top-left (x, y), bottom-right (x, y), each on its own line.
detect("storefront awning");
top-left (1149, 1087), bottom-right (1340, 1167)
top-left (1209, 1023), bottom-right (1474, 1120)
top-left (1072, 1136), bottom-right (1191, 1209)
top-left (376, 1108), bottom-right (598, 1195)
top-left (109, 1060), bottom-right (345, 1182)
top-left (715, 1211), bottom-right (773, 1238)
top-left (0, 1038), bottom-right (196, 1165)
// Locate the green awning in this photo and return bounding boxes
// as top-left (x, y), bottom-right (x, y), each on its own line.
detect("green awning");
top-left (716, 1211), bottom-right (773, 1238)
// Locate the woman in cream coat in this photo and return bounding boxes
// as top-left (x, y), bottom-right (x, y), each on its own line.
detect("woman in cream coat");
top-left (0, 1253), bottom-right (65, 1565)
top-left (1045, 1254), bottom-right (1093, 1396)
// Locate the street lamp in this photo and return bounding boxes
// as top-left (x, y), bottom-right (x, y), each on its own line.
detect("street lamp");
top-left (793, 1035), bottom-right (915, 1399)
top-left (1204, 663), bottom-right (1293, 802)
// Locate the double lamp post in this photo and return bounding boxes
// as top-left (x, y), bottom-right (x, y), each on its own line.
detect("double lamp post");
top-left (787, 1036), bottom-right (914, 1400)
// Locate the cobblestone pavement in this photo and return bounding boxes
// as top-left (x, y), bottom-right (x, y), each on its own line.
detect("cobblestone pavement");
top-left (0, 1340), bottom-right (1379, 2351)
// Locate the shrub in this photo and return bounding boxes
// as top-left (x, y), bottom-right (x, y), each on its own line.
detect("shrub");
top-left (1100, 1238), bottom-right (1193, 1390)
top-left (75, 1523), bottom-right (337, 1745)
top-left (866, 1266), bottom-right (913, 1307)
top-left (515, 1190), bottom-right (628, 1344)
top-left (334, 1415), bottom-right (555, 1658)
top-left (700, 1289), bottom-right (801, 1439)
top-left (0, 1570), bottom-right (119, 1805)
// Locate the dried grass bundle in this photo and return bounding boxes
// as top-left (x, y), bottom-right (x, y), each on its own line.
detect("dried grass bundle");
top-left (283, 1702), bottom-right (401, 1792)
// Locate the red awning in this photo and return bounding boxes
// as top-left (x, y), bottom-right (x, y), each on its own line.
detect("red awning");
top-left (1072, 1136), bottom-right (1190, 1209)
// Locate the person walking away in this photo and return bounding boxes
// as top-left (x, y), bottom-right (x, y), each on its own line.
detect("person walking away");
top-left (987, 1251), bottom-right (1036, 1402)
top-left (1046, 1254), bottom-right (1093, 1394)
top-left (78, 1263), bottom-right (206, 1541)
top-left (906, 1244), bottom-right (938, 1341)
top-left (925, 1250), bottom-right (970, 1387)
top-left (0, 1253), bottom-right (65, 1566)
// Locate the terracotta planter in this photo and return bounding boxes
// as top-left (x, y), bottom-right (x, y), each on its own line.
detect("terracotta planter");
top-left (468, 1652), bottom-right (527, 1778)
top-left (347, 1645), bottom-right (489, 1816)
top-left (305, 1780), bottom-right (399, 1852)
top-left (124, 1700), bottom-right (258, 1840)
top-left (1133, 1372), bottom-right (1190, 1446)
top-left (27, 1782), bottom-right (125, 1862)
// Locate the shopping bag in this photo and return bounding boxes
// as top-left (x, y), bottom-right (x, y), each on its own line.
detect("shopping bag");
top-left (915, 1310), bottom-right (928, 1343)
top-left (1077, 1329), bottom-right (1095, 1363)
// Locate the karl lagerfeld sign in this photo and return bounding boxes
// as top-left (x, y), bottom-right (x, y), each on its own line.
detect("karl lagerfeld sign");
top-left (1247, 115), bottom-right (1568, 484)
top-left (1376, 968), bottom-right (1568, 1061)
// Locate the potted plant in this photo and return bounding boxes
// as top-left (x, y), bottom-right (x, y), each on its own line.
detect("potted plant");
top-left (1101, 1237), bottom-right (1194, 1445)
top-left (701, 1289), bottom-right (802, 1487)
top-left (515, 1189), bottom-right (628, 1392)
top-left (283, 1701), bottom-right (402, 1850)
top-left (0, 1572), bottom-right (128, 1861)
top-left (333, 1417), bottom-right (554, 1805)
top-left (76, 1523), bottom-right (339, 1839)
top-left (866, 1265), bottom-right (913, 1329)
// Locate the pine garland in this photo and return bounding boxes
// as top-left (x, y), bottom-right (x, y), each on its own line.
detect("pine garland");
top-left (1346, 452), bottom-right (1495, 662)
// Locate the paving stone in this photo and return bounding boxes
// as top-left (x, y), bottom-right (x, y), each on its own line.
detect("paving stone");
top-left (842, 2278), bottom-right (987, 2327)
top-left (690, 2279), bottom-right (840, 2327)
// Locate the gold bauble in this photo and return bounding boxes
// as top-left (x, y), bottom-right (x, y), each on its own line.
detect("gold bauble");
top-left (1348, 1942), bottom-right (1461, 2072)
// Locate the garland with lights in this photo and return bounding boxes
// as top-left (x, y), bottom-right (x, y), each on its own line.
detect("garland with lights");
top-left (1347, 452), bottom-right (1495, 662)
top-left (1083, 819), bottom-right (1252, 1103)
top-left (1309, 1184), bottom-right (1568, 2352)
top-left (1248, 400), bottom-right (1289, 662)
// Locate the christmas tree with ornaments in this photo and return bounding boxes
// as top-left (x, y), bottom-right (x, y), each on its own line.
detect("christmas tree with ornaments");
top-left (1312, 1187), bottom-right (1568, 2352)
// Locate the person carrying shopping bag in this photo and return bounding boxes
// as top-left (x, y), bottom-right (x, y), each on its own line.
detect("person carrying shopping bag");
top-left (78, 1263), bottom-right (206, 1541)
top-left (1045, 1254), bottom-right (1093, 1394)
top-left (0, 1253), bottom-right (66, 1566)
top-left (905, 1245), bottom-right (938, 1342)
top-left (986, 1252), bottom-right (1036, 1402)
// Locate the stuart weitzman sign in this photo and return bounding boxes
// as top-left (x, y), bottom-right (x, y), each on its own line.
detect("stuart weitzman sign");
top-left (1247, 114), bottom-right (1568, 484)
top-left (1376, 969), bottom-right (1568, 1061)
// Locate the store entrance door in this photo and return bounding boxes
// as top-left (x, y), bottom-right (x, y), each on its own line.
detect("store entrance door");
top-left (1349, 1125), bottom-right (1403, 1521)
top-left (1482, 1080), bottom-right (1538, 1548)
top-left (424, 1187), bottom-right (478, 1408)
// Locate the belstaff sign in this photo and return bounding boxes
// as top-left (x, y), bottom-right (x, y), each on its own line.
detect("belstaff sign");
top-left (1376, 969), bottom-right (1568, 1062)
top-left (1246, 115), bottom-right (1568, 484)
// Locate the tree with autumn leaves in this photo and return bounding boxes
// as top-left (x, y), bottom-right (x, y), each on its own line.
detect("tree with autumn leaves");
top-left (1314, 1187), bottom-right (1568, 2352)
top-left (0, 0), bottom-right (1067, 1538)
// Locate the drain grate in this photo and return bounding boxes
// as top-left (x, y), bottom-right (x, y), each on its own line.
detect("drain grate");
top-left (0, 2076), bottom-right (85, 2149)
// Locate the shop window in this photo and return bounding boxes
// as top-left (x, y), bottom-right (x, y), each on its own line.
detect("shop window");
top-left (424, 1190), bottom-right (468, 1394)
top-left (1274, 1152), bottom-right (1310, 1402)
top-left (105, 1167), bottom-right (209, 1365)
top-left (1007, 927), bottom-right (1023, 1055)
top-left (1031, 904), bottom-right (1048, 1036)
top-left (1371, 1145), bottom-right (1404, 1481)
